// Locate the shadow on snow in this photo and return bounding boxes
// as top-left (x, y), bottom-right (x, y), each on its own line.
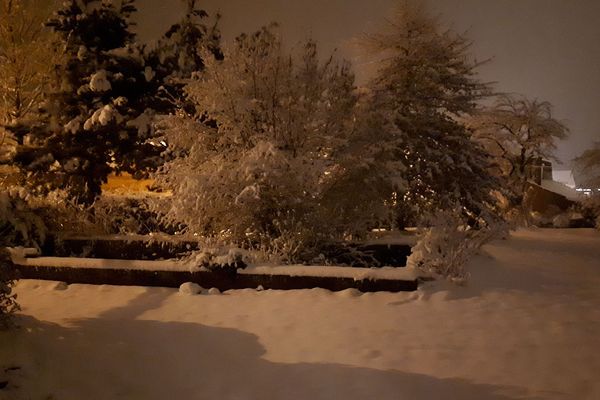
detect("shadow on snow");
top-left (5, 289), bottom-right (551, 400)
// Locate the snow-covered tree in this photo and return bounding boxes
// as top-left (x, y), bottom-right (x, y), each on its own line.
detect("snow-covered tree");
top-left (365, 2), bottom-right (499, 227)
top-left (153, 27), bottom-right (369, 261)
top-left (0, 0), bottom-right (58, 126)
top-left (574, 142), bottom-right (600, 189)
top-left (142, 0), bottom-right (222, 114)
top-left (471, 94), bottom-right (569, 206)
top-left (10, 0), bottom-right (162, 202)
top-left (8, 0), bottom-right (224, 203)
top-left (0, 0), bottom-right (59, 169)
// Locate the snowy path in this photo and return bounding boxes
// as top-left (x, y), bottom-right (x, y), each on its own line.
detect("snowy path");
top-left (2, 228), bottom-right (600, 399)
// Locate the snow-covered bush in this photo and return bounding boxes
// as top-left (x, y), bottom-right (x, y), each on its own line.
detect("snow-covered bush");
top-left (407, 212), bottom-right (503, 282)
top-left (0, 249), bottom-right (19, 329)
top-left (552, 213), bottom-right (571, 229)
top-left (0, 181), bottom-right (129, 242)
top-left (185, 246), bottom-right (245, 271)
top-left (0, 188), bottom-right (40, 328)
top-left (579, 196), bottom-right (600, 230)
top-left (152, 27), bottom-right (377, 261)
top-left (0, 182), bottom-right (109, 241)
top-left (86, 195), bottom-right (165, 235)
top-left (573, 142), bottom-right (600, 193)
top-left (0, 186), bottom-right (47, 247)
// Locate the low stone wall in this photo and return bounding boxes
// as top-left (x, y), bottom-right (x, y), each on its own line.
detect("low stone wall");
top-left (8, 262), bottom-right (418, 293)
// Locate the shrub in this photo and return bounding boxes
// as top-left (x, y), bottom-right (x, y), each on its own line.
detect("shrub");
top-left (0, 186), bottom-right (47, 247)
top-left (0, 249), bottom-right (19, 329)
top-left (580, 196), bottom-right (600, 229)
top-left (151, 27), bottom-right (383, 262)
top-left (407, 212), bottom-right (504, 283)
top-left (0, 188), bottom-right (40, 328)
top-left (86, 195), bottom-right (167, 235)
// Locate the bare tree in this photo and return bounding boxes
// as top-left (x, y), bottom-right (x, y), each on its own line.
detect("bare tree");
top-left (0, 0), bottom-right (58, 167)
top-left (471, 94), bottom-right (569, 204)
top-left (0, 0), bottom-right (58, 126)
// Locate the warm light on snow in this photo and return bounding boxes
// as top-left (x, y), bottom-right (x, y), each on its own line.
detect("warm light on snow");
top-left (2, 229), bottom-right (600, 399)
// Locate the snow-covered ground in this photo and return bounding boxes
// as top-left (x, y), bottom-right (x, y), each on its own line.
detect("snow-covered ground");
top-left (2, 228), bottom-right (600, 400)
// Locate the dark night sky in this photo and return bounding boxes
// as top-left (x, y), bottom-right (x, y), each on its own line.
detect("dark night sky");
top-left (135, 0), bottom-right (600, 167)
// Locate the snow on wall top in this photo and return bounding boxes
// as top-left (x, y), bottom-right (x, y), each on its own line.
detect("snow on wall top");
top-left (240, 265), bottom-right (418, 281)
top-left (8, 250), bottom-right (418, 281)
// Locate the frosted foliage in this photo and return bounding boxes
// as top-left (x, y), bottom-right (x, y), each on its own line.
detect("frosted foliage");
top-left (0, 0), bottom-right (57, 125)
top-left (407, 212), bottom-right (499, 281)
top-left (143, 66), bottom-right (155, 82)
top-left (365, 3), bottom-right (498, 226)
top-left (152, 28), bottom-right (371, 260)
top-left (187, 29), bottom-right (354, 158)
top-left (0, 249), bottom-right (19, 329)
top-left (126, 111), bottom-right (153, 137)
top-left (77, 45), bottom-right (87, 61)
top-left (574, 142), bottom-right (600, 189)
top-left (0, 128), bottom-right (17, 162)
top-left (83, 104), bottom-right (119, 130)
top-left (89, 69), bottom-right (111, 92)
top-left (580, 196), bottom-right (600, 230)
top-left (470, 95), bottom-right (568, 204)
top-left (0, 188), bottom-right (46, 247)
top-left (64, 117), bottom-right (82, 134)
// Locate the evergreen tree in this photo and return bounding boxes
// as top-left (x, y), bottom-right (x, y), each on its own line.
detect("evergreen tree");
top-left (142, 0), bottom-right (222, 114)
top-left (12, 0), bottom-right (158, 202)
top-left (10, 0), bottom-right (223, 202)
top-left (366, 2), bottom-right (499, 226)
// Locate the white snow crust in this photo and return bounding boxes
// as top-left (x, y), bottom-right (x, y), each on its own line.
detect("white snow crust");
top-left (10, 255), bottom-right (188, 272)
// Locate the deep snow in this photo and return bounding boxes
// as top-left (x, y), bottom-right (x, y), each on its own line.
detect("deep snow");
top-left (2, 228), bottom-right (600, 400)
